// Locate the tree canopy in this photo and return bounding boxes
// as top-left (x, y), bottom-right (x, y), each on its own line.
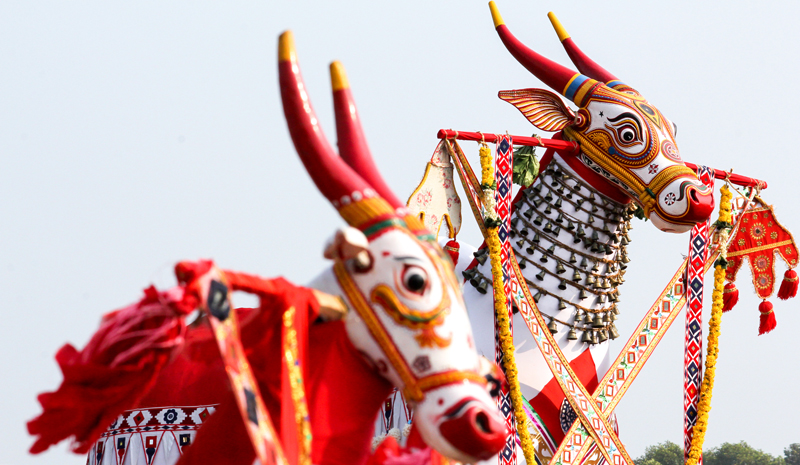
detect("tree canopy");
top-left (634, 441), bottom-right (798, 465)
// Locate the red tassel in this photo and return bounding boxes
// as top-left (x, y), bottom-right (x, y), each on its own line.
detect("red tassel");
top-left (443, 239), bottom-right (460, 266)
top-left (777, 269), bottom-right (798, 300)
top-left (758, 300), bottom-right (777, 335)
top-left (722, 282), bottom-right (739, 312)
top-left (27, 285), bottom-right (193, 454)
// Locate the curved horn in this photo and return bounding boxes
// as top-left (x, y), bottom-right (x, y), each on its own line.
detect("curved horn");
top-left (330, 62), bottom-right (405, 210)
top-left (489, 2), bottom-right (599, 106)
top-left (278, 32), bottom-right (374, 212)
top-left (547, 13), bottom-right (623, 87)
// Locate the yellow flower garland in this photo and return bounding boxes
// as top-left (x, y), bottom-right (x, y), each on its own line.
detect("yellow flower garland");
top-left (686, 184), bottom-right (732, 465)
top-left (479, 143), bottom-right (536, 465)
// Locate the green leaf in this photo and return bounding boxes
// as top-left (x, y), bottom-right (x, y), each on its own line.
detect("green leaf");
top-left (513, 142), bottom-right (539, 187)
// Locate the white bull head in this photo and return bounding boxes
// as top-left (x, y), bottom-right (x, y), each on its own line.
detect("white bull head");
top-left (278, 31), bottom-right (506, 463)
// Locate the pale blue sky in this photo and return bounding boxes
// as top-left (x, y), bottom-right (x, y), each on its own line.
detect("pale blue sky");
top-left (3, 1), bottom-right (798, 464)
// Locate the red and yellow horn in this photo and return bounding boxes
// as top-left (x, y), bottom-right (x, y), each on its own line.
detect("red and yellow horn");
top-left (488, 1), bottom-right (600, 107)
top-left (331, 62), bottom-right (405, 210)
top-left (547, 12), bottom-right (636, 94)
top-left (279, 31), bottom-right (398, 231)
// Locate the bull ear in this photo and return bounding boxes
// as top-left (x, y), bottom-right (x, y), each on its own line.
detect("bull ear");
top-left (324, 227), bottom-right (371, 267)
top-left (499, 88), bottom-right (576, 132)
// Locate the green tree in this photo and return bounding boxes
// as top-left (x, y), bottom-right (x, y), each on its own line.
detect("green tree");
top-left (703, 442), bottom-right (784, 465)
top-left (785, 444), bottom-right (800, 465)
top-left (634, 441), bottom-right (683, 465)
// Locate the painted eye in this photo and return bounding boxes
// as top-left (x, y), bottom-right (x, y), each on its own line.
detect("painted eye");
top-left (619, 126), bottom-right (637, 143)
top-left (402, 265), bottom-right (428, 294)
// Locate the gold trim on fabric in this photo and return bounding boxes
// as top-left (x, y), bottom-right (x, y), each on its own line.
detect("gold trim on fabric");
top-left (726, 240), bottom-right (793, 258)
top-left (283, 307), bottom-right (311, 465)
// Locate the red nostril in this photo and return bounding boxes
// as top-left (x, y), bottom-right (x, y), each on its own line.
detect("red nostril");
top-left (440, 404), bottom-right (506, 460)
top-left (684, 188), bottom-right (714, 223)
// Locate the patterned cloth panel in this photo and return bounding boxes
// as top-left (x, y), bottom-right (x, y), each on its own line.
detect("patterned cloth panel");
top-left (88, 405), bottom-right (217, 465)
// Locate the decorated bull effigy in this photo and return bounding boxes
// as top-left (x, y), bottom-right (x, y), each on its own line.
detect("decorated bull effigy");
top-left (401, 3), bottom-right (797, 465)
top-left (27, 3), bottom-right (797, 465)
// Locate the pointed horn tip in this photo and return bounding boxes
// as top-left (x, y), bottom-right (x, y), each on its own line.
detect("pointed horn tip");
top-left (488, 1), bottom-right (504, 28)
top-left (330, 61), bottom-right (350, 91)
top-left (278, 30), bottom-right (296, 63)
top-left (547, 12), bottom-right (570, 42)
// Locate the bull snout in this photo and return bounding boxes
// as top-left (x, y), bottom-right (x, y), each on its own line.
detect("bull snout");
top-left (682, 185), bottom-right (715, 224)
top-left (439, 399), bottom-right (506, 461)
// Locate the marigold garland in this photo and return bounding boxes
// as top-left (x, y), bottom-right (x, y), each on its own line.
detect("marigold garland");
top-left (479, 143), bottom-right (536, 465)
top-left (686, 184), bottom-right (732, 465)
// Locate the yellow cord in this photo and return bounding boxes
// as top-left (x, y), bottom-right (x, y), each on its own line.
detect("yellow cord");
top-left (479, 144), bottom-right (536, 465)
top-left (686, 184), bottom-right (732, 465)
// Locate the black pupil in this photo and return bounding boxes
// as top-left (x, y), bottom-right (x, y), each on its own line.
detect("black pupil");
top-left (623, 131), bottom-right (633, 141)
top-left (407, 273), bottom-right (426, 291)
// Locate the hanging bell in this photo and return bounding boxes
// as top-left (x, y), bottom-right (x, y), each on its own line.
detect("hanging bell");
top-left (558, 299), bottom-right (567, 310)
top-left (611, 235), bottom-right (620, 244)
top-left (511, 218), bottom-right (520, 228)
top-left (586, 275), bottom-right (596, 286)
top-left (597, 329), bottom-right (609, 343)
top-left (589, 193), bottom-right (596, 202)
top-left (520, 228), bottom-right (529, 237)
top-left (532, 233), bottom-right (540, 243)
top-left (533, 290), bottom-right (543, 302)
top-left (526, 245), bottom-right (535, 255)
top-left (532, 183), bottom-right (542, 193)
top-left (567, 221), bottom-right (576, 231)
top-left (519, 259), bottom-right (527, 270)
top-left (598, 293), bottom-right (607, 304)
top-left (604, 244), bottom-right (613, 255)
top-left (533, 215), bottom-right (544, 226)
top-left (516, 239), bottom-right (526, 249)
top-left (555, 213), bottom-right (564, 224)
top-left (608, 312), bottom-right (617, 322)
top-left (620, 235), bottom-right (630, 245)
top-left (470, 275), bottom-right (482, 288)
top-left (566, 191), bottom-right (574, 200)
top-left (573, 233), bottom-right (582, 244)
top-left (583, 312), bottom-right (595, 324)
top-left (525, 188), bottom-right (537, 200)
top-left (547, 319), bottom-right (559, 334)
top-left (534, 199), bottom-right (543, 208)
top-left (581, 330), bottom-right (593, 343)
top-left (540, 253), bottom-right (549, 264)
top-left (544, 192), bottom-right (553, 202)
top-left (476, 280), bottom-right (489, 295)
top-left (554, 198), bottom-right (563, 208)
top-left (567, 328), bottom-right (578, 341)
top-left (603, 312), bottom-right (612, 323)
top-left (591, 261), bottom-right (600, 272)
top-left (576, 199), bottom-right (584, 207)
top-left (592, 313), bottom-right (604, 328)
top-left (591, 230), bottom-right (599, 241)
top-left (590, 330), bottom-right (599, 345)
top-left (544, 204), bottom-right (553, 215)
top-left (592, 204), bottom-right (600, 213)
top-left (514, 200), bottom-right (525, 211)
top-left (574, 183), bottom-right (582, 192)
top-left (535, 270), bottom-right (546, 281)
top-left (552, 226), bottom-right (561, 236)
top-left (572, 269), bottom-right (582, 282)
top-left (612, 306), bottom-right (620, 315)
top-left (609, 292), bottom-right (618, 302)
top-left (475, 253), bottom-right (488, 266)
top-left (579, 288), bottom-right (588, 299)
top-left (556, 185), bottom-right (565, 195)
top-left (609, 324), bottom-right (620, 340)
top-left (583, 238), bottom-right (594, 248)
top-left (544, 221), bottom-right (554, 233)
top-left (461, 268), bottom-right (476, 281)
top-left (587, 214), bottom-right (595, 224)
top-left (580, 257), bottom-right (589, 269)
top-left (546, 244), bottom-right (556, 254)
top-left (621, 253), bottom-right (631, 264)
top-left (602, 224), bottom-right (612, 234)
top-left (576, 225), bottom-right (586, 237)
top-left (523, 209), bottom-right (534, 220)
top-left (556, 262), bottom-right (566, 274)
top-left (569, 252), bottom-right (577, 264)
top-left (558, 279), bottom-right (568, 290)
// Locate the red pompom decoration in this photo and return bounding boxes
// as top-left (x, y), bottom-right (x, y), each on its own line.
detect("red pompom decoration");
top-left (758, 300), bottom-right (777, 335)
top-left (443, 239), bottom-right (460, 266)
top-left (777, 269), bottom-right (798, 300)
top-left (722, 282), bottom-right (739, 312)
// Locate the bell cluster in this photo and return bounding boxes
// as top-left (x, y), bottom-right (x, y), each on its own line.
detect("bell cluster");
top-left (462, 160), bottom-right (641, 345)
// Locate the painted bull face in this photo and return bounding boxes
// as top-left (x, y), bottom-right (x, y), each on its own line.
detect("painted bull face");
top-left (490, 2), bottom-right (714, 233)
top-left (278, 31), bottom-right (505, 463)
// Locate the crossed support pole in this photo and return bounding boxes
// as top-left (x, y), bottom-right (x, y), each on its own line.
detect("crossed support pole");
top-left (441, 129), bottom-right (764, 465)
